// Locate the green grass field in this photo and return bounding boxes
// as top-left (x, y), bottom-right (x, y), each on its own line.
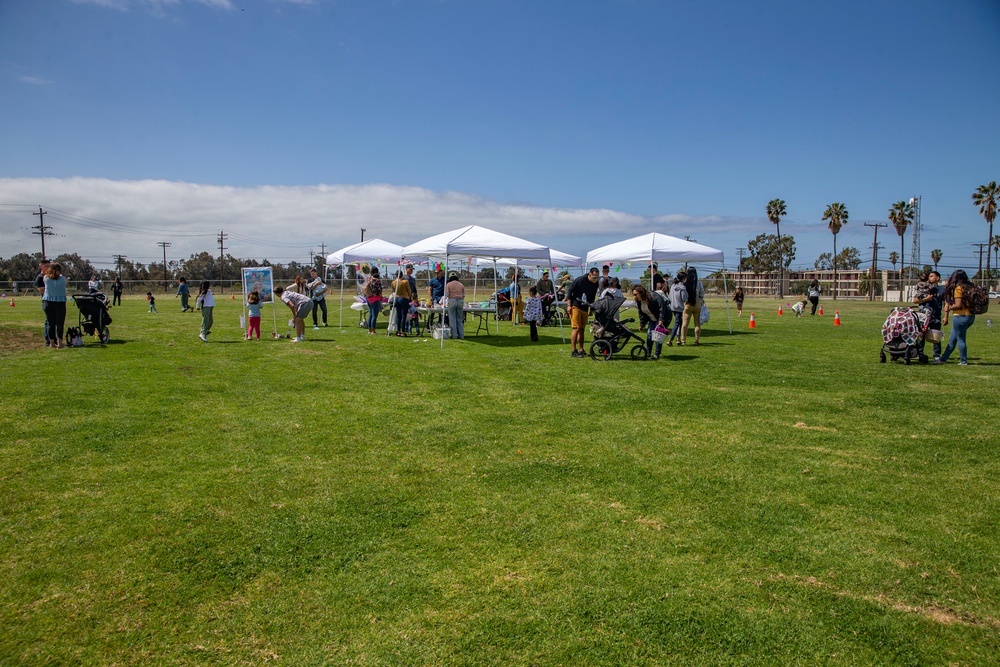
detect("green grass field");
top-left (2, 293), bottom-right (998, 665)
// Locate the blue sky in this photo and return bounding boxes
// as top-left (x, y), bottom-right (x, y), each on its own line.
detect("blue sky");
top-left (1, 0), bottom-right (998, 273)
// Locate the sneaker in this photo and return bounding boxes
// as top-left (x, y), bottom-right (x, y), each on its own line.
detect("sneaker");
top-left (571, 350), bottom-right (582, 358)
top-left (292, 336), bottom-right (302, 342)
top-left (934, 355), bottom-right (941, 362)
top-left (313, 326), bottom-right (320, 330)
top-left (198, 333), bottom-right (208, 342)
top-left (651, 354), bottom-right (659, 360)
top-left (931, 359), bottom-right (946, 365)
top-left (958, 361), bottom-right (968, 366)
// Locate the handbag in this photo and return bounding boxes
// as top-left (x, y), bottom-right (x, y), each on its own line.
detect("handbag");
top-left (699, 303), bottom-right (710, 325)
top-left (362, 280), bottom-right (373, 298)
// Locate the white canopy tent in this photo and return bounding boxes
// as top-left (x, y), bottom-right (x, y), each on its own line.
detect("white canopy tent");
top-left (326, 239), bottom-right (404, 330)
top-left (473, 249), bottom-right (582, 299)
top-left (401, 225), bottom-right (557, 345)
top-left (586, 232), bottom-right (732, 333)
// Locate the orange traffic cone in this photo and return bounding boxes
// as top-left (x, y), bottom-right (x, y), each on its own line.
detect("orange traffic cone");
top-left (818, 304), bottom-right (824, 315)
top-left (777, 304), bottom-right (783, 316)
top-left (833, 310), bottom-right (841, 326)
top-left (748, 312), bottom-right (756, 329)
top-left (9, 299), bottom-right (14, 307)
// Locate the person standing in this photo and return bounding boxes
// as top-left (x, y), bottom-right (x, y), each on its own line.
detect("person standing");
top-left (34, 258), bottom-right (52, 346)
top-left (42, 262), bottom-right (68, 348)
top-left (566, 267), bottom-right (600, 358)
top-left (364, 268), bottom-right (383, 334)
top-left (307, 268), bottom-right (328, 329)
top-left (146, 292), bottom-right (158, 313)
top-left (667, 273), bottom-right (687, 346)
top-left (195, 280), bottom-right (215, 342)
top-left (111, 277), bottom-right (123, 307)
top-left (680, 268), bottom-right (705, 346)
top-left (404, 265), bottom-right (418, 304)
top-left (598, 265), bottom-right (612, 291)
top-left (535, 270), bottom-right (555, 324)
top-left (246, 290), bottom-right (262, 340)
top-left (523, 286), bottom-right (543, 342)
top-left (176, 277), bottom-right (191, 312)
top-left (914, 270), bottom-right (943, 361)
top-left (509, 271), bottom-right (524, 324)
top-left (445, 273), bottom-right (466, 339)
top-left (275, 285), bottom-right (313, 342)
top-left (807, 279), bottom-right (821, 315)
top-left (733, 286), bottom-right (745, 317)
top-left (934, 269), bottom-right (976, 366)
top-left (391, 270), bottom-right (413, 337)
top-left (88, 275), bottom-right (100, 294)
top-left (427, 269), bottom-right (446, 328)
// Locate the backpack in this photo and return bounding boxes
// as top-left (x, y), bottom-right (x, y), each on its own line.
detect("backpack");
top-left (963, 283), bottom-right (990, 315)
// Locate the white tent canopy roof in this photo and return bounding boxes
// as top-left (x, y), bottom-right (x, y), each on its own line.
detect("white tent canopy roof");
top-left (474, 249), bottom-right (582, 268)
top-left (586, 232), bottom-right (725, 265)
top-left (402, 225), bottom-right (552, 261)
top-left (327, 238), bottom-right (404, 265)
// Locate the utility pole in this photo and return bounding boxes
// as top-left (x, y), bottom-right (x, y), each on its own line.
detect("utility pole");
top-left (112, 254), bottom-right (127, 278)
top-left (865, 222), bottom-right (887, 301)
top-left (735, 247), bottom-right (745, 287)
top-left (32, 207), bottom-right (53, 260)
top-left (157, 242), bottom-right (172, 292)
top-left (909, 196), bottom-right (921, 277)
top-left (361, 228), bottom-right (366, 242)
top-left (972, 243), bottom-right (989, 286)
top-left (217, 230), bottom-right (228, 293)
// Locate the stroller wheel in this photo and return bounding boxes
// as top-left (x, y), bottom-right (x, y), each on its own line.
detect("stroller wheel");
top-left (99, 327), bottom-right (110, 344)
top-left (590, 339), bottom-right (613, 361)
top-left (630, 344), bottom-right (649, 361)
top-left (879, 351), bottom-right (886, 363)
top-left (918, 354), bottom-right (929, 364)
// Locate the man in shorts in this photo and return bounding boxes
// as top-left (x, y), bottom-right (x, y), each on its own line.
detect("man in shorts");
top-left (566, 267), bottom-right (600, 358)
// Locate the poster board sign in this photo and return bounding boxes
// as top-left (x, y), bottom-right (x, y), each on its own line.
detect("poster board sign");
top-left (242, 267), bottom-right (274, 304)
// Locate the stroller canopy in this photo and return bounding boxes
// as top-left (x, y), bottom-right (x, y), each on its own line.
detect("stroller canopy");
top-left (590, 294), bottom-right (626, 326)
top-left (882, 307), bottom-right (928, 345)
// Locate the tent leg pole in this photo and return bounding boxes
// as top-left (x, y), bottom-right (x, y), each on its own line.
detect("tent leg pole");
top-left (723, 262), bottom-right (732, 334)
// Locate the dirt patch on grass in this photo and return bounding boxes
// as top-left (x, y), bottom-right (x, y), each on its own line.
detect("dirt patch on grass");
top-left (770, 573), bottom-right (1000, 629)
top-left (0, 327), bottom-right (44, 356)
top-left (792, 422), bottom-right (837, 432)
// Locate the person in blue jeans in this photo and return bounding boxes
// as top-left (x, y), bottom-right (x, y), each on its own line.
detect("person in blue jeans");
top-left (935, 270), bottom-right (975, 366)
top-left (632, 284), bottom-right (669, 360)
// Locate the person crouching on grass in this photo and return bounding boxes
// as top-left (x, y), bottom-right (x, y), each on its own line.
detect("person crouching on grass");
top-left (275, 285), bottom-right (313, 342)
top-left (791, 299), bottom-right (808, 317)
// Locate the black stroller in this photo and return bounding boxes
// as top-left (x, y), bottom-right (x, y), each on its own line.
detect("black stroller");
top-left (539, 293), bottom-right (558, 326)
top-left (588, 294), bottom-right (649, 361)
top-left (69, 293), bottom-right (112, 344)
top-left (880, 307), bottom-right (928, 364)
top-left (495, 292), bottom-right (512, 321)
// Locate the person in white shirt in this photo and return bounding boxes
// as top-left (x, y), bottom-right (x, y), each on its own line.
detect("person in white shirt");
top-left (275, 285), bottom-right (313, 342)
top-left (195, 280), bottom-right (216, 342)
top-left (791, 300), bottom-right (807, 317)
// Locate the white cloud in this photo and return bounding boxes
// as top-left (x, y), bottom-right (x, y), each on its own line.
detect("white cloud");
top-left (70, 0), bottom-right (234, 11)
top-left (0, 177), bottom-right (757, 266)
top-left (16, 74), bottom-right (52, 86)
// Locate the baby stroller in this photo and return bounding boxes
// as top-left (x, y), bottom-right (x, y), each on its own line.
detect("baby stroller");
top-left (880, 307), bottom-right (928, 364)
top-left (494, 291), bottom-right (512, 321)
top-left (588, 294), bottom-right (649, 361)
top-left (69, 292), bottom-right (112, 344)
top-left (539, 293), bottom-right (558, 326)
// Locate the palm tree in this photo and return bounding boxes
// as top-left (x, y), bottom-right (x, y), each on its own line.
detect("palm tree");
top-left (992, 235), bottom-right (1000, 282)
top-left (972, 182), bottom-right (999, 287)
top-left (766, 198), bottom-right (787, 297)
top-left (822, 202), bottom-right (848, 300)
top-left (930, 248), bottom-right (942, 272)
top-left (888, 251), bottom-right (899, 272)
top-left (888, 200), bottom-right (914, 294)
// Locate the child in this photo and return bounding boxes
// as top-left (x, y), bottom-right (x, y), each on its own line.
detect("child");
top-left (791, 299), bottom-right (808, 317)
top-left (146, 292), bottom-right (157, 313)
top-left (523, 286), bottom-right (543, 342)
top-left (195, 280), bottom-right (215, 342)
top-left (246, 290), bottom-right (262, 340)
